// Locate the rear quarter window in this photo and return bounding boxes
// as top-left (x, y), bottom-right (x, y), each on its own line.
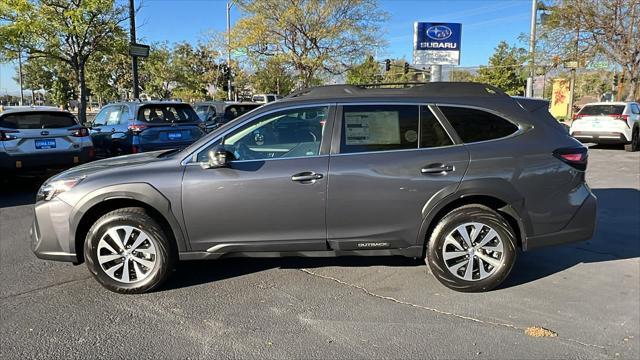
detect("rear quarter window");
top-left (439, 106), bottom-right (518, 143)
top-left (0, 112), bottom-right (78, 129)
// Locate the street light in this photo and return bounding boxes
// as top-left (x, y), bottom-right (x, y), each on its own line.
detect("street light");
top-left (526, 1), bottom-right (549, 98)
top-left (226, 1), bottom-right (234, 101)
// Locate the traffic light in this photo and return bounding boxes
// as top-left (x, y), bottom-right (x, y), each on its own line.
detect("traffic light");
top-left (403, 62), bottom-right (409, 74)
top-left (384, 59), bottom-right (390, 72)
top-left (613, 73), bottom-right (619, 87)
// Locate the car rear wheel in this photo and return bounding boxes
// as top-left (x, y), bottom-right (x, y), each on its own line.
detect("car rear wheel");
top-left (84, 207), bottom-right (175, 294)
top-left (426, 204), bottom-right (517, 292)
top-left (624, 126), bottom-right (639, 152)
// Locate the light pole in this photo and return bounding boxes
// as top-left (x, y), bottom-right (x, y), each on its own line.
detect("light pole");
top-left (129, 0), bottom-right (139, 100)
top-left (17, 48), bottom-right (24, 106)
top-left (226, 1), bottom-right (234, 101)
top-left (526, 0), bottom-right (538, 98)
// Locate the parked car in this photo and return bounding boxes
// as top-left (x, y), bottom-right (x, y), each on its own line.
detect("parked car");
top-left (31, 83), bottom-right (596, 294)
top-left (89, 101), bottom-right (205, 157)
top-left (1, 106), bottom-right (94, 175)
top-left (569, 101), bottom-right (640, 152)
top-left (251, 94), bottom-right (282, 104)
top-left (194, 101), bottom-right (263, 132)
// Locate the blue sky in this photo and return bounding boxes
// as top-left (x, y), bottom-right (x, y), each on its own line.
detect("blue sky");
top-left (0, 0), bottom-right (532, 94)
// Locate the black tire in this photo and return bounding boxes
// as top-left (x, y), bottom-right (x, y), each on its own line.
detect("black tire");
top-left (84, 207), bottom-right (175, 294)
top-left (426, 204), bottom-right (517, 292)
top-left (624, 126), bottom-right (639, 152)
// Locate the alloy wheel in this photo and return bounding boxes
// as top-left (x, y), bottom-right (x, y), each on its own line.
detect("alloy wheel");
top-left (97, 225), bottom-right (157, 284)
top-left (442, 222), bottom-right (505, 281)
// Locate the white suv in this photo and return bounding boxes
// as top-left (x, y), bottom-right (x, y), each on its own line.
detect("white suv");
top-left (569, 102), bottom-right (640, 152)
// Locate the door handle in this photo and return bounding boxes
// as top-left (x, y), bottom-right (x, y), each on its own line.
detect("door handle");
top-left (111, 128), bottom-right (116, 133)
top-left (421, 163), bottom-right (455, 174)
top-left (291, 172), bottom-right (324, 182)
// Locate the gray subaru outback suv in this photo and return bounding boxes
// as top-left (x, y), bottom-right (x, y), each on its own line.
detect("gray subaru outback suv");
top-left (31, 83), bottom-right (597, 294)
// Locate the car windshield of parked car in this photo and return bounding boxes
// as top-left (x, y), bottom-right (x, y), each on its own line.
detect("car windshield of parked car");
top-left (138, 104), bottom-right (199, 123)
top-left (195, 105), bottom-right (215, 121)
top-left (579, 105), bottom-right (625, 116)
top-left (0, 112), bottom-right (78, 129)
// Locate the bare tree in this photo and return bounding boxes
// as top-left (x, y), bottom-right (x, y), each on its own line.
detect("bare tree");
top-left (538, 0), bottom-right (640, 100)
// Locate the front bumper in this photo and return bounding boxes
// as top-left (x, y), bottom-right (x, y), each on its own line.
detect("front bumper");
top-left (525, 190), bottom-right (597, 250)
top-left (31, 198), bottom-right (78, 263)
top-left (1, 147), bottom-right (94, 171)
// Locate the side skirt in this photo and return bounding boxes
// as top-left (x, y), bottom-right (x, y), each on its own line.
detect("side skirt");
top-left (179, 246), bottom-right (423, 261)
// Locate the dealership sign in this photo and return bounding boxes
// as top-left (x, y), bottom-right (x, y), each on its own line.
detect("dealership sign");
top-left (413, 22), bottom-right (462, 66)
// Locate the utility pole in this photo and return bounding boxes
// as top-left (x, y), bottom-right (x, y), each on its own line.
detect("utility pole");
top-left (526, 0), bottom-right (537, 97)
top-left (226, 1), bottom-right (233, 101)
top-left (17, 48), bottom-right (24, 106)
top-left (568, 28), bottom-right (579, 119)
top-left (129, 0), bottom-right (139, 100)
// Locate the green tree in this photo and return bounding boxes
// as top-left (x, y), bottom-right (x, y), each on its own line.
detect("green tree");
top-left (172, 41), bottom-right (223, 101)
top-left (139, 43), bottom-right (176, 99)
top-left (15, 56), bottom-right (76, 106)
top-left (346, 55), bottom-right (381, 85)
top-left (85, 35), bottom-right (131, 104)
top-left (450, 69), bottom-right (477, 82)
top-left (231, 0), bottom-right (387, 88)
top-left (252, 57), bottom-right (295, 95)
top-left (1, 0), bottom-right (128, 121)
top-left (476, 41), bottom-right (526, 95)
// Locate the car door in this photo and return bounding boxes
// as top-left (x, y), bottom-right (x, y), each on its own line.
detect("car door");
top-left (326, 104), bottom-right (470, 250)
top-left (90, 105), bottom-right (115, 157)
top-left (181, 104), bottom-right (335, 252)
top-left (106, 106), bottom-right (131, 154)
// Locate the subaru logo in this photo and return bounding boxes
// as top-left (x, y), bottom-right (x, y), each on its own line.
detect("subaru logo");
top-left (426, 25), bottom-right (452, 40)
top-left (40, 130), bottom-right (49, 136)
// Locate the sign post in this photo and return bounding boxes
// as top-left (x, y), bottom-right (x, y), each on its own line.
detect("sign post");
top-left (413, 22), bottom-right (462, 81)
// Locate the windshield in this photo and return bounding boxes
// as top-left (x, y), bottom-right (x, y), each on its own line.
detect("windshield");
top-left (579, 105), bottom-right (625, 116)
top-left (137, 104), bottom-right (199, 123)
top-left (0, 112), bottom-right (78, 129)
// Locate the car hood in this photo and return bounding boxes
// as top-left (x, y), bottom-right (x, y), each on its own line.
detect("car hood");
top-left (49, 150), bottom-right (170, 181)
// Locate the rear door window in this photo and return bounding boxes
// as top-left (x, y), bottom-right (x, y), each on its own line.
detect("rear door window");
top-left (340, 105), bottom-right (419, 154)
top-left (579, 105), bottom-right (625, 116)
top-left (420, 106), bottom-right (453, 148)
top-left (631, 104), bottom-right (640, 114)
top-left (438, 106), bottom-right (518, 143)
top-left (0, 112), bottom-right (78, 129)
top-left (138, 104), bottom-right (199, 123)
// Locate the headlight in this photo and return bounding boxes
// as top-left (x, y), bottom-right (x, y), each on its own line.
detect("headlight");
top-left (37, 177), bottom-right (85, 201)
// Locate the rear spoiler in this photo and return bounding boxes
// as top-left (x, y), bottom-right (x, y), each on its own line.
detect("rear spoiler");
top-left (512, 97), bottom-right (550, 112)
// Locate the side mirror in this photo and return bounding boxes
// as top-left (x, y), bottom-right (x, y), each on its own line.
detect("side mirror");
top-left (201, 146), bottom-right (233, 169)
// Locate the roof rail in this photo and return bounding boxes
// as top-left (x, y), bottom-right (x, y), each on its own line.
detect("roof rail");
top-left (285, 82), bottom-right (508, 99)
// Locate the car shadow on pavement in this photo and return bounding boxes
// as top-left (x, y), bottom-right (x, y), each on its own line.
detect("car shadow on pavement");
top-left (504, 187), bottom-right (640, 288)
top-left (0, 176), bottom-right (43, 208)
top-left (165, 187), bottom-right (639, 292)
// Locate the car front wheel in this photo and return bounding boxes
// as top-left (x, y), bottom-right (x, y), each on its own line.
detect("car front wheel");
top-left (426, 204), bottom-right (517, 292)
top-left (84, 207), bottom-right (175, 294)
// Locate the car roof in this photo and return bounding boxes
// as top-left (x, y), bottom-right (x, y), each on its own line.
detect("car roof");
top-left (0, 106), bottom-right (70, 116)
top-left (271, 82), bottom-right (517, 108)
top-left (581, 102), bottom-right (633, 106)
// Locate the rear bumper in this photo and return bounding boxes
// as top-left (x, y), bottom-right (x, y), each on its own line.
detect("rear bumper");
top-left (0, 147), bottom-right (94, 171)
top-left (31, 198), bottom-right (78, 263)
top-left (525, 191), bottom-right (597, 250)
top-left (571, 131), bottom-right (631, 143)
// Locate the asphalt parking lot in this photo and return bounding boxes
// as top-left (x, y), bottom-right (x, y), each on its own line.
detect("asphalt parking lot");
top-left (1, 145), bottom-right (638, 359)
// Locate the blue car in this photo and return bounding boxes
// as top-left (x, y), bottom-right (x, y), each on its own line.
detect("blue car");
top-left (89, 101), bottom-right (205, 157)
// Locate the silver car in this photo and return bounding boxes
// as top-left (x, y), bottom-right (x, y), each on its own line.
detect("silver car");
top-left (0, 106), bottom-right (94, 174)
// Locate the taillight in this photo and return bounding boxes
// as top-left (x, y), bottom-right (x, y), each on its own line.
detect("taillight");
top-left (572, 114), bottom-right (584, 121)
top-left (0, 130), bottom-right (19, 141)
top-left (70, 127), bottom-right (89, 137)
top-left (131, 145), bottom-right (139, 153)
top-left (553, 147), bottom-right (588, 171)
top-left (613, 114), bottom-right (629, 122)
top-left (87, 147), bottom-right (95, 159)
top-left (128, 124), bottom-right (147, 134)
